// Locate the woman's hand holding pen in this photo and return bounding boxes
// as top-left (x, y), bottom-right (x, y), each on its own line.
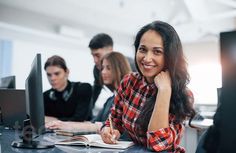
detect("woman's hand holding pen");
top-left (101, 127), bottom-right (120, 144)
top-left (101, 116), bottom-right (120, 144)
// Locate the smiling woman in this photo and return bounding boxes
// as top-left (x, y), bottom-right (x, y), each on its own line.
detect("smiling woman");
top-left (136, 30), bottom-right (165, 83)
top-left (100, 21), bottom-right (196, 153)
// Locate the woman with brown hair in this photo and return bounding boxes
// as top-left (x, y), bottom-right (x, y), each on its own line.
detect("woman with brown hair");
top-left (46, 52), bottom-right (131, 133)
top-left (101, 21), bottom-right (195, 152)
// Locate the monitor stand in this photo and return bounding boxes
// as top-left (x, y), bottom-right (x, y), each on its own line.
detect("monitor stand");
top-left (11, 119), bottom-right (54, 149)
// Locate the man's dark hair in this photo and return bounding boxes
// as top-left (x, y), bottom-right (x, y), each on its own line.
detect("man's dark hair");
top-left (88, 33), bottom-right (113, 49)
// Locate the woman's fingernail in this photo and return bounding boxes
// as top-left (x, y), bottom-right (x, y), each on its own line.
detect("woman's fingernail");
top-left (111, 135), bottom-right (116, 143)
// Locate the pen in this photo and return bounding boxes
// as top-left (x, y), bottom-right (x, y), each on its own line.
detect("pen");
top-left (109, 115), bottom-right (116, 143)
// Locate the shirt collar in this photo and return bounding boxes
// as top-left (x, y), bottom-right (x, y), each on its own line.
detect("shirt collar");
top-left (53, 80), bottom-right (71, 94)
top-left (139, 74), bottom-right (156, 90)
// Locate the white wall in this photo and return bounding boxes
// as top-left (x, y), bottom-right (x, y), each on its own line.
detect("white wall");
top-left (3, 24), bottom-right (133, 92)
top-left (11, 40), bottom-right (94, 91)
top-left (184, 41), bottom-right (222, 105)
top-left (0, 4), bottom-right (134, 92)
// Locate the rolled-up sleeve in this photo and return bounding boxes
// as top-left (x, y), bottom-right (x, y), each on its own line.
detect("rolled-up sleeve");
top-left (147, 122), bottom-right (185, 152)
top-left (103, 76), bottom-right (128, 133)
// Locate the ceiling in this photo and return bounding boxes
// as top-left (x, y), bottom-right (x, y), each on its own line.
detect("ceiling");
top-left (0, 0), bottom-right (236, 44)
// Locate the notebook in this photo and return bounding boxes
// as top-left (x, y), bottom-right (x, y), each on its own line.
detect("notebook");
top-left (55, 129), bottom-right (96, 136)
top-left (55, 134), bottom-right (134, 149)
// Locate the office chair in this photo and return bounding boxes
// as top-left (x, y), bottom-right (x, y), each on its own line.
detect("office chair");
top-left (195, 130), bottom-right (208, 153)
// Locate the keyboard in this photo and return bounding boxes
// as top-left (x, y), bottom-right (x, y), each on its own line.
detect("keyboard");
top-left (190, 113), bottom-right (213, 129)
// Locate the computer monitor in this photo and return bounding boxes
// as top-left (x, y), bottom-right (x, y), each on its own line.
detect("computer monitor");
top-left (24, 54), bottom-right (45, 135)
top-left (218, 30), bottom-right (236, 151)
top-left (220, 30), bottom-right (236, 87)
top-left (11, 54), bottom-right (54, 149)
top-left (0, 76), bottom-right (15, 89)
top-left (0, 89), bottom-right (26, 129)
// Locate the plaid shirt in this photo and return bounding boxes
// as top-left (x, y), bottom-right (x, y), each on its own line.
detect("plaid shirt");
top-left (104, 72), bottom-right (186, 153)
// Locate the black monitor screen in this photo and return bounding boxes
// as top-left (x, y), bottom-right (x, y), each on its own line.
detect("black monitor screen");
top-left (219, 30), bottom-right (236, 151)
top-left (0, 89), bottom-right (26, 129)
top-left (220, 30), bottom-right (236, 87)
top-left (0, 76), bottom-right (15, 89)
top-left (25, 54), bottom-right (45, 134)
top-left (11, 54), bottom-right (54, 149)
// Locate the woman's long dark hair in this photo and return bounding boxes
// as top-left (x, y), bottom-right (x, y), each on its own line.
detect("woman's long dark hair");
top-left (135, 21), bottom-right (195, 130)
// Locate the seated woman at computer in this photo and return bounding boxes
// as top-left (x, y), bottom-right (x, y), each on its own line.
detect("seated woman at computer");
top-left (46, 52), bottom-right (131, 133)
top-left (44, 55), bottom-right (92, 123)
top-left (100, 21), bottom-right (195, 152)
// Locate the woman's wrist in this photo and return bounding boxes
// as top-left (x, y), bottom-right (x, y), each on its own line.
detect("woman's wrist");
top-left (158, 86), bottom-right (171, 92)
top-left (94, 122), bottom-right (103, 134)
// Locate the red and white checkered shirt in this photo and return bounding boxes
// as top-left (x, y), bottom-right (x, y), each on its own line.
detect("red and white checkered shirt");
top-left (104, 72), bottom-right (186, 153)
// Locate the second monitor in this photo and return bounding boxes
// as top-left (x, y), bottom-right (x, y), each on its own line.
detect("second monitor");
top-left (0, 76), bottom-right (15, 89)
top-left (0, 89), bottom-right (26, 129)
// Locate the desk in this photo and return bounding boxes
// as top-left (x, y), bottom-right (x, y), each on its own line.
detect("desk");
top-left (180, 111), bottom-right (214, 153)
top-left (190, 118), bottom-right (213, 129)
top-left (0, 128), bottom-right (155, 153)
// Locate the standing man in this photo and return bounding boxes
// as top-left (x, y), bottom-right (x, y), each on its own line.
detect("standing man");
top-left (88, 33), bottom-right (136, 106)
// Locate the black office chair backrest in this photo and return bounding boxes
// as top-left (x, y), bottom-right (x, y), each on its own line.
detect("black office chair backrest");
top-left (195, 130), bottom-right (208, 153)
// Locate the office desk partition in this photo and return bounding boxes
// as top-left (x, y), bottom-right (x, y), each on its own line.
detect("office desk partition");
top-left (0, 128), bottom-right (156, 153)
